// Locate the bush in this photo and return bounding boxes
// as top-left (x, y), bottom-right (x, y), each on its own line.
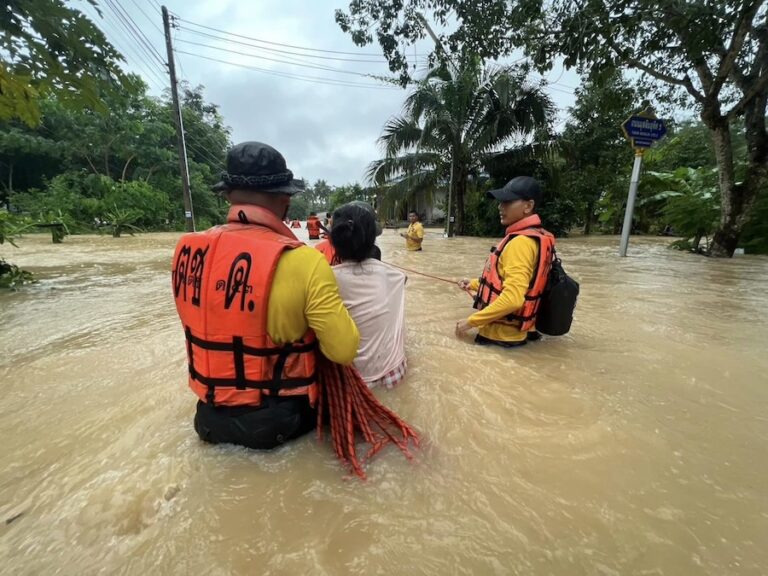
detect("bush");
top-left (0, 209), bottom-right (35, 288)
top-left (463, 184), bottom-right (502, 237)
top-left (0, 259), bottom-right (36, 289)
top-left (103, 180), bottom-right (170, 228)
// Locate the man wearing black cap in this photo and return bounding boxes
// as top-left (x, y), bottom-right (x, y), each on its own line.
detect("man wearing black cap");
top-left (455, 176), bottom-right (555, 347)
top-left (172, 142), bottom-right (360, 449)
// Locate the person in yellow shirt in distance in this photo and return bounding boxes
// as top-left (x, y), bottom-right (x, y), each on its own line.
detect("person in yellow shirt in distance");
top-left (401, 211), bottom-right (424, 251)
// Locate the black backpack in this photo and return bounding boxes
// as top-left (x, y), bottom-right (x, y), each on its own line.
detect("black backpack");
top-left (535, 249), bottom-right (579, 336)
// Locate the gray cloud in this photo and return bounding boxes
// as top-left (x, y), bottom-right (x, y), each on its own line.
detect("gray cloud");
top-left (91, 0), bottom-right (579, 185)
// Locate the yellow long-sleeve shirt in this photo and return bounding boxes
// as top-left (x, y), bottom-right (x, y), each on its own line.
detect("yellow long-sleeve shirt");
top-left (468, 235), bottom-right (538, 343)
top-left (267, 245), bottom-right (360, 365)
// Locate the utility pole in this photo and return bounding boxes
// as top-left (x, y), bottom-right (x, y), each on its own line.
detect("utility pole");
top-left (415, 13), bottom-right (456, 237)
top-left (162, 5), bottom-right (195, 232)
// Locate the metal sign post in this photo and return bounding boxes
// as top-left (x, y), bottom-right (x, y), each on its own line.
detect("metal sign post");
top-left (618, 107), bottom-right (667, 256)
top-left (619, 149), bottom-right (644, 257)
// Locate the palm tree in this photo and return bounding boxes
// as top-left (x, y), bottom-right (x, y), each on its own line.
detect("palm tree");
top-left (367, 58), bottom-right (554, 234)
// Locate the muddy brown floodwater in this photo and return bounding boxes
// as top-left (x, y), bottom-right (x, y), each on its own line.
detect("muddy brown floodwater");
top-left (1, 229), bottom-right (767, 575)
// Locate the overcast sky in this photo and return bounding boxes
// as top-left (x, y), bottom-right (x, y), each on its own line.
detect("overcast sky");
top-left (81, 0), bottom-right (581, 186)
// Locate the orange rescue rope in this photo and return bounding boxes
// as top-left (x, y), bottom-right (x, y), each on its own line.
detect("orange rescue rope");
top-left (383, 261), bottom-right (476, 298)
top-left (383, 261), bottom-right (456, 285)
top-left (316, 355), bottom-right (419, 480)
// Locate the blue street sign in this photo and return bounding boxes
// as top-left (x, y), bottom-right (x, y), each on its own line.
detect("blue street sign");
top-left (632, 138), bottom-right (654, 148)
top-left (622, 116), bottom-right (666, 142)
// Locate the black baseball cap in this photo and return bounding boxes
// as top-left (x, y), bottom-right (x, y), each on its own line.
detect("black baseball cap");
top-left (487, 176), bottom-right (542, 205)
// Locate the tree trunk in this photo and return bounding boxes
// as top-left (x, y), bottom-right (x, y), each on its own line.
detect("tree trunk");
top-left (707, 93), bottom-right (768, 257)
top-left (706, 115), bottom-right (739, 257)
top-left (454, 166), bottom-right (467, 235)
top-left (692, 233), bottom-right (702, 253)
top-left (3, 162), bottom-right (12, 209)
top-left (121, 155), bottom-right (136, 183)
top-left (583, 200), bottom-right (594, 235)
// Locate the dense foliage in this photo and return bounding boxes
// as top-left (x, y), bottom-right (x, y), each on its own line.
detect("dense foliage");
top-left (337, 0), bottom-right (768, 256)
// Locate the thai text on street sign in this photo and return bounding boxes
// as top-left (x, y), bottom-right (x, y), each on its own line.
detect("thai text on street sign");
top-left (621, 110), bottom-right (666, 150)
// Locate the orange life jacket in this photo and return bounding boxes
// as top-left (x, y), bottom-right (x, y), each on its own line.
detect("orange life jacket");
top-left (473, 215), bottom-right (555, 332)
top-left (314, 238), bottom-right (341, 266)
top-left (307, 216), bottom-right (321, 237)
top-left (172, 204), bottom-right (318, 408)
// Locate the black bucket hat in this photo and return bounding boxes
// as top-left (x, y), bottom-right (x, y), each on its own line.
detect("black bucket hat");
top-left (214, 141), bottom-right (304, 195)
top-left (487, 176), bottom-right (542, 205)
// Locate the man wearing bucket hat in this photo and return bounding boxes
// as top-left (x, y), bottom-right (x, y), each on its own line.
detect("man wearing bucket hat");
top-left (171, 142), bottom-right (359, 449)
top-left (455, 176), bottom-right (556, 347)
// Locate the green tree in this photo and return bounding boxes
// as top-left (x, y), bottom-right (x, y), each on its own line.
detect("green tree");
top-left (306, 179), bottom-right (333, 211)
top-left (287, 194), bottom-right (310, 220)
top-left (645, 121), bottom-right (718, 173)
top-left (1, 0), bottom-right (134, 126)
top-left (337, 0), bottom-right (768, 256)
top-left (740, 187), bottom-right (768, 254)
top-left (560, 72), bottom-right (638, 234)
top-left (3, 82), bottom-right (230, 231)
top-left (0, 127), bottom-right (61, 207)
top-left (329, 183), bottom-right (374, 208)
top-left (367, 58), bottom-right (553, 234)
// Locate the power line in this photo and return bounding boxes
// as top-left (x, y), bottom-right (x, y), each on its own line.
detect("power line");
top-left (541, 81), bottom-right (575, 95)
top-left (176, 16), bottom-right (424, 58)
top-left (175, 38), bottom-right (385, 79)
top-left (175, 26), bottom-right (399, 64)
top-left (172, 25), bottom-right (188, 79)
top-left (171, 32), bottom-right (227, 170)
top-left (184, 137), bottom-right (226, 169)
top-left (175, 50), bottom-right (400, 90)
top-left (81, 1), bottom-right (168, 90)
top-left (127, 0), bottom-right (164, 35)
top-left (101, 0), bottom-right (166, 72)
top-left (187, 151), bottom-right (225, 171)
top-left (115, 0), bottom-right (166, 65)
top-left (104, 0), bottom-right (166, 68)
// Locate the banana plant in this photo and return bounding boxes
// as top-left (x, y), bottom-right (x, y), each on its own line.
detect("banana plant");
top-left (642, 167), bottom-right (720, 253)
top-left (103, 205), bottom-right (143, 238)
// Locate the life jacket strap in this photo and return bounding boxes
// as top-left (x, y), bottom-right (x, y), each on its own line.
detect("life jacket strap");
top-left (184, 327), bottom-right (318, 402)
top-left (187, 366), bottom-right (317, 391)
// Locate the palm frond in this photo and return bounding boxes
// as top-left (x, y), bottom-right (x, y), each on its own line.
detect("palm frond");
top-left (365, 152), bottom-right (443, 185)
top-left (378, 116), bottom-right (423, 156)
